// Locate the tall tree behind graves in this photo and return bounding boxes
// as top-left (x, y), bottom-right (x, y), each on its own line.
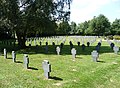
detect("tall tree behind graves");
top-left (77, 21), bottom-right (89, 35)
top-left (111, 19), bottom-right (120, 35)
top-left (57, 21), bottom-right (71, 35)
top-left (70, 21), bottom-right (77, 34)
top-left (88, 14), bottom-right (111, 35)
top-left (0, 0), bottom-right (72, 48)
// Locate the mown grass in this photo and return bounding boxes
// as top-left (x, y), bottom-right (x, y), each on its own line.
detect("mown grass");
top-left (0, 38), bottom-right (120, 88)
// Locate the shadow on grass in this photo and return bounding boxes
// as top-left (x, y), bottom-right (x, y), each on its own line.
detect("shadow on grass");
top-left (75, 56), bottom-right (83, 59)
top-left (0, 44), bottom-right (114, 55)
top-left (16, 61), bottom-right (23, 63)
top-left (49, 76), bottom-right (63, 81)
top-left (28, 67), bottom-right (38, 70)
top-left (97, 61), bottom-right (105, 63)
top-left (7, 58), bottom-right (12, 59)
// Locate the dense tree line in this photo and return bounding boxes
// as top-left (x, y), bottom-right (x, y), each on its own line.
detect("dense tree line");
top-left (57, 14), bottom-right (120, 36)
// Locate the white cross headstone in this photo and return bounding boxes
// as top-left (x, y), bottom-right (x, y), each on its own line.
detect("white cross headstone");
top-left (4, 48), bottom-right (7, 59)
top-left (71, 48), bottom-right (76, 61)
top-left (42, 60), bottom-right (51, 79)
top-left (12, 51), bottom-right (16, 62)
top-left (56, 46), bottom-right (60, 55)
top-left (113, 46), bottom-right (119, 54)
top-left (23, 54), bottom-right (29, 69)
top-left (91, 50), bottom-right (99, 62)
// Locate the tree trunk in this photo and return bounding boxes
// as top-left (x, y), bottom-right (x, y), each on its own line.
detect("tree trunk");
top-left (16, 32), bottom-right (26, 48)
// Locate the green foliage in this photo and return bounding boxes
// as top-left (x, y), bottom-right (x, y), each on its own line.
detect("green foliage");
top-left (111, 19), bottom-right (120, 35)
top-left (113, 35), bottom-right (120, 40)
top-left (87, 14), bottom-right (111, 35)
top-left (70, 21), bottom-right (77, 34)
top-left (77, 21), bottom-right (89, 35)
top-left (57, 21), bottom-right (71, 35)
top-left (0, 0), bottom-right (72, 48)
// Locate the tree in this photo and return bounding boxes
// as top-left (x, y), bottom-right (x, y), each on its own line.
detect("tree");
top-left (111, 19), bottom-right (120, 35)
top-left (70, 21), bottom-right (77, 34)
top-left (77, 21), bottom-right (89, 35)
top-left (88, 14), bottom-right (111, 35)
top-left (0, 0), bottom-right (72, 48)
top-left (57, 21), bottom-right (71, 35)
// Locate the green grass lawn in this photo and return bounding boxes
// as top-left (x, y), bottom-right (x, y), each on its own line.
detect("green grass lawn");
top-left (0, 38), bottom-right (120, 88)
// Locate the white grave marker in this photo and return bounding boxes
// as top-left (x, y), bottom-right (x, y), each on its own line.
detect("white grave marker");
top-left (42, 60), bottom-right (51, 79)
top-left (12, 51), bottom-right (16, 62)
top-left (71, 48), bottom-right (76, 61)
top-left (4, 48), bottom-right (7, 59)
top-left (91, 50), bottom-right (99, 62)
top-left (113, 46), bottom-right (119, 54)
top-left (23, 54), bottom-right (29, 69)
top-left (56, 46), bottom-right (60, 55)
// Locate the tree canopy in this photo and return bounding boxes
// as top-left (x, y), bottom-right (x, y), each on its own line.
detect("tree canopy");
top-left (0, 0), bottom-right (72, 48)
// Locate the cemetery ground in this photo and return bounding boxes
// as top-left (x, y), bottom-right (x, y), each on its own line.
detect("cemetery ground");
top-left (0, 37), bottom-right (120, 88)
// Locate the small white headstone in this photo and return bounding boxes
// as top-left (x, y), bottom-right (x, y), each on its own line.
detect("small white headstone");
top-left (4, 48), bottom-right (7, 59)
top-left (91, 50), bottom-right (99, 62)
top-left (23, 54), bottom-right (29, 69)
top-left (71, 48), bottom-right (76, 61)
top-left (12, 51), bottom-right (16, 62)
top-left (42, 60), bottom-right (51, 79)
top-left (56, 46), bottom-right (60, 55)
top-left (113, 46), bottom-right (119, 54)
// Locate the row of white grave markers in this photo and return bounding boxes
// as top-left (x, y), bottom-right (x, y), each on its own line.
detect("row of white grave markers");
top-left (113, 39), bottom-right (120, 44)
top-left (68, 36), bottom-right (97, 45)
top-left (26, 36), bottom-right (66, 46)
top-left (56, 46), bottom-right (99, 62)
top-left (2, 49), bottom-right (51, 79)
top-left (26, 36), bottom-right (98, 46)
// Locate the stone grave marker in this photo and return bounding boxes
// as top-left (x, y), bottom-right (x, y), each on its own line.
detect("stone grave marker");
top-left (29, 44), bottom-right (31, 47)
top-left (91, 50), bottom-right (99, 62)
top-left (110, 43), bottom-right (115, 49)
top-left (56, 46), bottom-right (60, 55)
top-left (4, 48), bottom-right (7, 59)
top-left (113, 46), bottom-right (119, 54)
top-left (30, 40), bottom-right (32, 45)
top-left (40, 41), bottom-right (42, 46)
top-left (71, 48), bottom-right (76, 61)
top-left (42, 60), bottom-right (51, 79)
top-left (23, 54), bottom-right (29, 69)
top-left (45, 45), bottom-right (48, 53)
top-left (81, 44), bottom-right (85, 50)
top-left (60, 43), bottom-right (64, 49)
top-left (77, 42), bottom-right (80, 46)
top-left (46, 42), bottom-right (48, 46)
top-left (96, 45), bottom-right (100, 52)
top-left (87, 42), bottom-right (90, 47)
top-left (52, 42), bottom-right (55, 46)
top-left (12, 51), bottom-right (16, 62)
top-left (98, 42), bottom-right (101, 47)
top-left (69, 41), bottom-right (73, 49)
